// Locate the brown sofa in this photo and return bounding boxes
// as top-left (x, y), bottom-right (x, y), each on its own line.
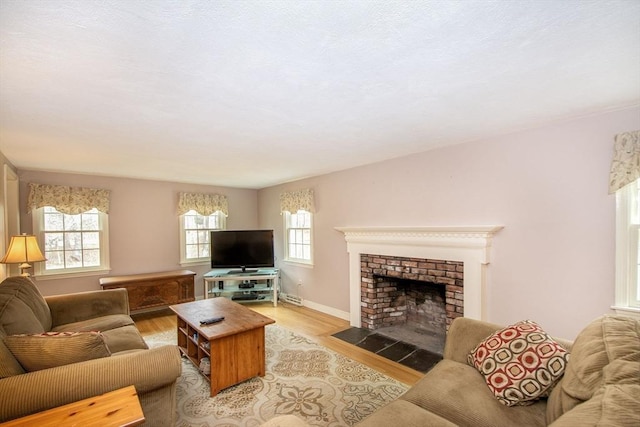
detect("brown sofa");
top-left (0, 276), bottom-right (182, 425)
top-left (264, 315), bottom-right (639, 427)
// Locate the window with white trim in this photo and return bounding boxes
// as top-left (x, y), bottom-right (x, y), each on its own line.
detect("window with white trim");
top-left (33, 206), bottom-right (110, 276)
top-left (614, 178), bottom-right (640, 316)
top-left (180, 210), bottom-right (226, 264)
top-left (284, 210), bottom-right (313, 264)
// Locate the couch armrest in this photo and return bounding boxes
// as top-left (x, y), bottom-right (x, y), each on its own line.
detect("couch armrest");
top-left (46, 288), bottom-right (130, 327)
top-left (0, 345), bottom-right (181, 422)
top-left (443, 317), bottom-right (503, 364)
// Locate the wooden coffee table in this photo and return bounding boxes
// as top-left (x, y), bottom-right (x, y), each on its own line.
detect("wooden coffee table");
top-left (169, 297), bottom-right (275, 396)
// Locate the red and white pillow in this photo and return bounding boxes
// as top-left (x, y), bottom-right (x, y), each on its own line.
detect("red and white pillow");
top-left (468, 320), bottom-right (570, 406)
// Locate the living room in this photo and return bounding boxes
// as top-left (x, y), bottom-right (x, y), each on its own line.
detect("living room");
top-left (0, 2), bottom-right (640, 426)
top-left (5, 106), bottom-right (638, 342)
top-left (0, 0), bottom-right (639, 342)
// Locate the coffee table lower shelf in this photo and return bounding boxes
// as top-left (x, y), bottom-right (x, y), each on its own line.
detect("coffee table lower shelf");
top-left (170, 298), bottom-right (275, 397)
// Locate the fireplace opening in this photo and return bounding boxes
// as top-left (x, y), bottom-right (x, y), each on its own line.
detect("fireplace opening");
top-left (372, 277), bottom-right (447, 355)
top-left (360, 254), bottom-right (463, 356)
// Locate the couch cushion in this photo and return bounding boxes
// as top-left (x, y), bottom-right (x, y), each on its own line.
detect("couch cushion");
top-left (4, 331), bottom-right (111, 371)
top-left (0, 276), bottom-right (52, 335)
top-left (51, 313), bottom-right (135, 333)
top-left (549, 384), bottom-right (640, 427)
top-left (401, 359), bottom-right (548, 427)
top-left (468, 320), bottom-right (569, 407)
top-left (52, 314), bottom-right (146, 353)
top-left (101, 324), bottom-right (148, 353)
top-left (356, 399), bottom-right (457, 427)
top-left (547, 315), bottom-right (640, 423)
top-left (0, 329), bottom-right (24, 378)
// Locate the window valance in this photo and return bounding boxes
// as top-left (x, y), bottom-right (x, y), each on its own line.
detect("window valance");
top-left (609, 130), bottom-right (640, 194)
top-left (177, 192), bottom-right (228, 216)
top-left (27, 183), bottom-right (111, 214)
top-left (280, 188), bottom-right (315, 213)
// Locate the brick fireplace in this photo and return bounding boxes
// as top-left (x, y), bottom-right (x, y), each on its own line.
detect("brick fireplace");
top-left (360, 254), bottom-right (463, 331)
top-left (337, 226), bottom-right (503, 328)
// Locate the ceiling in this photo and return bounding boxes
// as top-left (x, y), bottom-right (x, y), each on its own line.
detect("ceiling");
top-left (1, 0), bottom-right (639, 189)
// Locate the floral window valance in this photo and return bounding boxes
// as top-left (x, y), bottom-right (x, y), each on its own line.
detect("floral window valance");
top-left (177, 192), bottom-right (228, 216)
top-left (27, 183), bottom-right (111, 215)
top-left (609, 130), bottom-right (640, 194)
top-left (27, 183), bottom-right (111, 214)
top-left (280, 188), bottom-right (315, 213)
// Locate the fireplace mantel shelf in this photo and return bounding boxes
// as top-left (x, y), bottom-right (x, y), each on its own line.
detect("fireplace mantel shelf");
top-left (335, 226), bottom-right (503, 247)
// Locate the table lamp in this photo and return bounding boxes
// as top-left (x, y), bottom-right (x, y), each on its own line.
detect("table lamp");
top-left (0, 234), bottom-right (46, 276)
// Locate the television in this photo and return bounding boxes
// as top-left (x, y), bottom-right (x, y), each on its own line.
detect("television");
top-left (210, 229), bottom-right (275, 273)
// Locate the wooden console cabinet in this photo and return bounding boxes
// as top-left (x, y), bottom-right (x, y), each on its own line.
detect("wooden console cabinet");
top-left (100, 270), bottom-right (195, 312)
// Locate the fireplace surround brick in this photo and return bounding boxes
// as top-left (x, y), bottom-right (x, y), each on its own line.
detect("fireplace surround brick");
top-left (360, 254), bottom-right (463, 330)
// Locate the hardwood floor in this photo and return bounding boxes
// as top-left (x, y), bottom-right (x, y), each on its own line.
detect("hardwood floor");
top-left (132, 300), bottom-right (424, 386)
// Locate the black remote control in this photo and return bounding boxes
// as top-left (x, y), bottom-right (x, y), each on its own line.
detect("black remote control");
top-left (200, 316), bottom-right (225, 325)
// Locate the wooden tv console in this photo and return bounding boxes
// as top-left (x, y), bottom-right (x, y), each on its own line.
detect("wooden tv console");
top-left (100, 270), bottom-right (195, 312)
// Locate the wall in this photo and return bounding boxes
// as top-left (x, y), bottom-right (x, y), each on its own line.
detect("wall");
top-left (258, 106), bottom-right (640, 340)
top-left (17, 171), bottom-right (258, 297)
top-left (0, 153), bottom-right (19, 280)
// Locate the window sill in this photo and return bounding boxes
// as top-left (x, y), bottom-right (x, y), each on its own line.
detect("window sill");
top-left (35, 268), bottom-right (111, 281)
top-left (283, 260), bottom-right (314, 268)
top-left (180, 260), bottom-right (209, 268)
top-left (611, 305), bottom-right (640, 320)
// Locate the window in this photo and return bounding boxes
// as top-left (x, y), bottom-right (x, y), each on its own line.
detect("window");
top-left (284, 210), bottom-right (313, 264)
top-left (33, 206), bottom-right (109, 276)
top-left (180, 210), bottom-right (226, 264)
top-left (614, 178), bottom-right (640, 317)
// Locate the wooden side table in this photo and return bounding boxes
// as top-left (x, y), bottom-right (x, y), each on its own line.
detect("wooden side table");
top-left (0, 386), bottom-right (145, 427)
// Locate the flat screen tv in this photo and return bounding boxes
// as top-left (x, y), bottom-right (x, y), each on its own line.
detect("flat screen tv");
top-left (210, 229), bottom-right (275, 273)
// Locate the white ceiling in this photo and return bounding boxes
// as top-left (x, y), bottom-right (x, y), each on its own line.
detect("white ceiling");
top-left (1, 0), bottom-right (639, 189)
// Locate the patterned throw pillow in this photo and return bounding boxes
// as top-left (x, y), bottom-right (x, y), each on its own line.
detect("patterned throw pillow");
top-left (4, 331), bottom-right (111, 371)
top-left (467, 320), bottom-right (570, 406)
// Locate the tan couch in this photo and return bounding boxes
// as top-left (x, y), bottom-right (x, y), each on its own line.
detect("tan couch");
top-left (0, 276), bottom-right (182, 425)
top-left (264, 315), bottom-right (639, 427)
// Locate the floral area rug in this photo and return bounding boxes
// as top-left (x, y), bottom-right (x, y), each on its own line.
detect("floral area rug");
top-left (145, 324), bottom-right (408, 426)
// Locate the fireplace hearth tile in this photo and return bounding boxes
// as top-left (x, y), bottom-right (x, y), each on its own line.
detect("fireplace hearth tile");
top-left (378, 341), bottom-right (416, 361)
top-left (332, 327), bottom-right (442, 373)
top-left (331, 327), bottom-right (372, 345)
top-left (399, 348), bottom-right (442, 373)
top-left (357, 333), bottom-right (397, 352)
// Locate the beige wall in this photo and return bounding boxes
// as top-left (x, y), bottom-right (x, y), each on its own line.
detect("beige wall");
top-left (5, 106), bottom-right (639, 339)
top-left (17, 171), bottom-right (259, 297)
top-left (258, 106), bottom-right (640, 340)
top-left (0, 153), bottom-right (18, 280)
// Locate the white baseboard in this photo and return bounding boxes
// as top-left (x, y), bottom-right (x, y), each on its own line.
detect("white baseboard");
top-left (301, 299), bottom-right (350, 321)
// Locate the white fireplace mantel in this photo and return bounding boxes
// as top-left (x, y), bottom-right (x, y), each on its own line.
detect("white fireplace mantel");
top-left (336, 226), bottom-right (503, 327)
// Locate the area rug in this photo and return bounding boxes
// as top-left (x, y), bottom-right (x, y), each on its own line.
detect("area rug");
top-left (145, 324), bottom-right (408, 426)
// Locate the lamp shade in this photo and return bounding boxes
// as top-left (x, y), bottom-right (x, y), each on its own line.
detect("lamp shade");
top-left (1, 235), bottom-right (46, 276)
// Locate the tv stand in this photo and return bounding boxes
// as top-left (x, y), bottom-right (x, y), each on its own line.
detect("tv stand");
top-left (228, 268), bottom-right (258, 274)
top-left (203, 268), bottom-right (279, 307)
